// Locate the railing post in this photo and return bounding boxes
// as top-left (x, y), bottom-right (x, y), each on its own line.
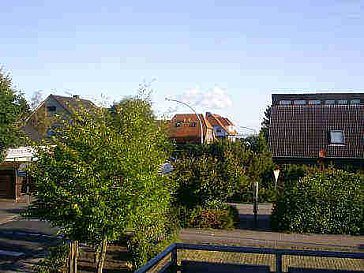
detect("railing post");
top-left (276, 252), bottom-right (282, 273)
top-left (171, 247), bottom-right (178, 273)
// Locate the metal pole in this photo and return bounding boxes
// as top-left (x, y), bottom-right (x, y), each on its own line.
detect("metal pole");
top-left (165, 98), bottom-right (204, 144)
top-left (253, 181), bottom-right (259, 228)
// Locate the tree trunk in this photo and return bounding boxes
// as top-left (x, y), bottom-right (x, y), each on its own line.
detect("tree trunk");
top-left (68, 241), bottom-right (79, 273)
top-left (96, 239), bottom-right (108, 273)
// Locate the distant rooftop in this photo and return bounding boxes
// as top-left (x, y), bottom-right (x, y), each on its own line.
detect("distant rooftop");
top-left (272, 93), bottom-right (364, 106)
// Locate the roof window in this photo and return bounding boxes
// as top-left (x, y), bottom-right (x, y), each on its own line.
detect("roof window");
top-left (279, 100), bottom-right (291, 105)
top-left (293, 100), bottom-right (306, 105)
top-left (324, 100), bottom-right (335, 105)
top-left (308, 100), bottom-right (321, 105)
top-left (329, 130), bottom-right (345, 145)
top-left (337, 99), bottom-right (348, 105)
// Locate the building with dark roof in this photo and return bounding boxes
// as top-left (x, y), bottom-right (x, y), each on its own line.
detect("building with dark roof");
top-left (23, 94), bottom-right (96, 141)
top-left (268, 93), bottom-right (364, 167)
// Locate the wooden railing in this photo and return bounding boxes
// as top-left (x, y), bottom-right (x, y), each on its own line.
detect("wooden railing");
top-left (135, 243), bottom-right (364, 273)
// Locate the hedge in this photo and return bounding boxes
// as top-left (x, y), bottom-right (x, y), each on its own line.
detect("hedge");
top-left (271, 169), bottom-right (363, 235)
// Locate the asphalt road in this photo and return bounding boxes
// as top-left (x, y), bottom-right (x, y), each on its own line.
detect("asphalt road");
top-left (0, 209), bottom-right (59, 272)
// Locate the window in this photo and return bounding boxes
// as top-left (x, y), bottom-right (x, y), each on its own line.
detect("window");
top-left (350, 99), bottom-right (360, 105)
top-left (330, 130), bottom-right (345, 144)
top-left (279, 100), bottom-right (291, 105)
top-left (293, 100), bottom-right (306, 105)
top-left (47, 106), bottom-right (56, 112)
top-left (325, 100), bottom-right (335, 105)
top-left (308, 100), bottom-right (321, 105)
top-left (337, 99), bottom-right (348, 105)
top-left (189, 122), bottom-right (197, 127)
top-left (175, 121), bottom-right (182, 127)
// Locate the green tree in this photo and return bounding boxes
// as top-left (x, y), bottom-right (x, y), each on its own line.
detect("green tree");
top-left (0, 68), bottom-right (29, 160)
top-left (27, 91), bottom-right (176, 272)
top-left (260, 105), bottom-right (271, 142)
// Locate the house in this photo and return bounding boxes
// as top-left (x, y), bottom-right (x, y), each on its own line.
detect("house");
top-left (0, 147), bottom-right (35, 200)
top-left (268, 93), bottom-right (364, 167)
top-left (0, 94), bottom-right (95, 200)
top-left (23, 94), bottom-right (96, 141)
top-left (167, 113), bottom-right (237, 144)
top-left (206, 112), bottom-right (238, 142)
top-left (168, 114), bottom-right (215, 144)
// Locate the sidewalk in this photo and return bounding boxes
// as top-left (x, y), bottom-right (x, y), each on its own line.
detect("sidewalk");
top-left (180, 203), bottom-right (364, 252)
top-left (0, 199), bottom-right (28, 225)
top-left (180, 228), bottom-right (364, 251)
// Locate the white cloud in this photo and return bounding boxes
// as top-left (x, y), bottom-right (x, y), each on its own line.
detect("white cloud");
top-left (179, 86), bottom-right (233, 110)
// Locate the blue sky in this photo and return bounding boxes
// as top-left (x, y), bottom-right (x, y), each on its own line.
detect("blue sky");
top-left (1, 0), bottom-right (363, 130)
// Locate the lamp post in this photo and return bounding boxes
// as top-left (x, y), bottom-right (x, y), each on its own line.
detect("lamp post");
top-left (165, 98), bottom-right (204, 144)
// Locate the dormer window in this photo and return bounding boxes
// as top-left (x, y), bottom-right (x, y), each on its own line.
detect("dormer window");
top-left (47, 106), bottom-right (56, 112)
top-left (279, 100), bottom-right (291, 105)
top-left (330, 130), bottom-right (345, 145)
top-left (350, 99), bottom-right (360, 105)
top-left (337, 100), bottom-right (347, 105)
top-left (325, 100), bottom-right (335, 105)
top-left (293, 100), bottom-right (306, 105)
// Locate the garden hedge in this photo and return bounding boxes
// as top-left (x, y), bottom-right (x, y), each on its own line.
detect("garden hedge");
top-left (271, 169), bottom-right (363, 235)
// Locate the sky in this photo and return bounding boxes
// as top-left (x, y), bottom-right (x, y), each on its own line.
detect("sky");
top-left (1, 0), bottom-right (363, 131)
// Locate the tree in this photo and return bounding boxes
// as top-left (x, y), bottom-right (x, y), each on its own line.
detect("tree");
top-left (27, 91), bottom-right (176, 272)
top-left (0, 68), bottom-right (29, 161)
top-left (260, 105), bottom-right (271, 142)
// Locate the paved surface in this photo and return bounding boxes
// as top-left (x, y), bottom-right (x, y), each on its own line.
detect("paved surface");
top-left (0, 199), bottom-right (28, 225)
top-left (0, 199), bottom-right (59, 272)
top-left (180, 203), bottom-right (364, 252)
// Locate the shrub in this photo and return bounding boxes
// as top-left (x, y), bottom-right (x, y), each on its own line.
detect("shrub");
top-left (33, 242), bottom-right (68, 273)
top-left (271, 169), bottom-right (364, 235)
top-left (188, 204), bottom-right (239, 230)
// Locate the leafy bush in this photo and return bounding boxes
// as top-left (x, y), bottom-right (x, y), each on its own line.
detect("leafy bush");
top-left (188, 205), bottom-right (239, 230)
top-left (271, 169), bottom-right (364, 235)
top-left (33, 242), bottom-right (68, 273)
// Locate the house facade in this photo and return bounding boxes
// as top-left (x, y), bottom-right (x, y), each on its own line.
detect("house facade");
top-left (168, 114), bottom-right (215, 144)
top-left (168, 112), bottom-right (237, 144)
top-left (0, 94), bottom-right (95, 200)
top-left (268, 93), bottom-right (364, 167)
top-left (0, 147), bottom-right (34, 200)
top-left (206, 112), bottom-right (238, 142)
top-left (23, 94), bottom-right (95, 141)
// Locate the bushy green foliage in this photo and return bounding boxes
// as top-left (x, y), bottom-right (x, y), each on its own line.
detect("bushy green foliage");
top-left (172, 140), bottom-right (251, 210)
top-left (0, 68), bottom-right (29, 160)
top-left (271, 169), bottom-right (364, 235)
top-left (27, 91), bottom-right (177, 270)
top-left (188, 204), bottom-right (239, 229)
top-left (33, 242), bottom-right (68, 273)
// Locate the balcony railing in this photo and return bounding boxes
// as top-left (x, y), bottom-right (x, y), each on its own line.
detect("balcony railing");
top-left (135, 243), bottom-right (364, 273)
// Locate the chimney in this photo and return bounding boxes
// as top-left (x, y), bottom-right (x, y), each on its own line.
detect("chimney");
top-left (206, 112), bottom-right (212, 117)
top-left (73, 95), bottom-right (80, 99)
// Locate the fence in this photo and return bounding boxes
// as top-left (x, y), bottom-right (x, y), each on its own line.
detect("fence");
top-left (135, 243), bottom-right (364, 273)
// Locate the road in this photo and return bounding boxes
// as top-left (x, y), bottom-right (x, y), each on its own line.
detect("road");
top-left (0, 199), bottom-right (59, 273)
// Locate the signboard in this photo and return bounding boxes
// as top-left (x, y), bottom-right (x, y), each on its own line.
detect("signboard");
top-left (5, 147), bottom-right (35, 162)
top-left (17, 170), bottom-right (27, 177)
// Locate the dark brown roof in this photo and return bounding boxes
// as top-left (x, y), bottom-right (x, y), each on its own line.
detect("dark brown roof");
top-left (269, 104), bottom-right (364, 159)
top-left (50, 95), bottom-right (96, 113)
top-left (272, 93), bottom-right (364, 105)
